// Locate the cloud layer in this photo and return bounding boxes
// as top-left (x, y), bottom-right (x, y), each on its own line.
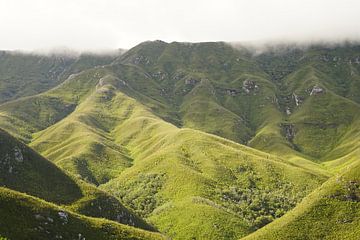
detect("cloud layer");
top-left (1, 0), bottom-right (360, 51)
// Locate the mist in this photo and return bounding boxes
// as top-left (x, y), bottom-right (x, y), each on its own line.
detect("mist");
top-left (1, 0), bottom-right (360, 51)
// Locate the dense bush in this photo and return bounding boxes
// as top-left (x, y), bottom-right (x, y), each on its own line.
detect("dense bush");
top-left (114, 173), bottom-right (166, 217)
top-left (214, 165), bottom-right (305, 230)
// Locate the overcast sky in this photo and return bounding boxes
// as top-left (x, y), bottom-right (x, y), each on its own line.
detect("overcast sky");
top-left (1, 0), bottom-right (360, 51)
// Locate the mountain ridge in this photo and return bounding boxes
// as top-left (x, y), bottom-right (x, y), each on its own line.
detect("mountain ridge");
top-left (0, 40), bottom-right (359, 239)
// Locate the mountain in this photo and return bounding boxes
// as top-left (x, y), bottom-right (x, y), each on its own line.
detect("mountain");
top-left (0, 41), bottom-right (359, 239)
top-left (0, 50), bottom-right (119, 104)
top-left (0, 128), bottom-right (163, 239)
top-left (0, 187), bottom-right (164, 240)
top-left (242, 157), bottom-right (360, 240)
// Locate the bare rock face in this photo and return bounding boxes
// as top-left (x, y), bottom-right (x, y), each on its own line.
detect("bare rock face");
top-left (242, 79), bottom-right (259, 94)
top-left (310, 85), bottom-right (325, 96)
top-left (58, 211), bottom-right (69, 224)
top-left (281, 123), bottom-right (295, 142)
top-left (132, 55), bottom-right (150, 65)
top-left (285, 107), bottom-right (291, 115)
top-left (225, 89), bottom-right (239, 96)
top-left (152, 71), bottom-right (167, 80)
top-left (14, 146), bottom-right (23, 163)
top-left (0, 145), bottom-right (26, 174)
top-left (292, 93), bottom-right (303, 106)
top-left (185, 78), bottom-right (199, 85)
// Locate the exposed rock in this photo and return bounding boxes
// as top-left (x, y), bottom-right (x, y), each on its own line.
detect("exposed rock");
top-left (242, 79), bottom-right (259, 94)
top-left (58, 211), bottom-right (68, 224)
top-left (329, 180), bottom-right (360, 202)
top-left (132, 55), bottom-right (150, 65)
top-left (292, 93), bottom-right (302, 106)
top-left (281, 123), bottom-right (295, 142)
top-left (152, 71), bottom-right (167, 80)
top-left (285, 107), bottom-right (291, 115)
top-left (14, 146), bottom-right (23, 163)
top-left (97, 77), bottom-right (106, 88)
top-left (119, 79), bottom-right (127, 86)
top-left (310, 85), bottom-right (325, 96)
top-left (78, 233), bottom-right (85, 240)
top-left (172, 72), bottom-right (186, 80)
top-left (320, 55), bottom-right (330, 62)
top-left (185, 78), bottom-right (199, 85)
top-left (225, 89), bottom-right (239, 96)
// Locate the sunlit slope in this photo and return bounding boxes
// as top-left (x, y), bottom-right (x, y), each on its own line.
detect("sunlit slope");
top-left (241, 158), bottom-right (360, 240)
top-left (113, 42), bottom-right (360, 162)
top-left (0, 42), bottom-right (360, 239)
top-left (13, 67), bottom-right (328, 239)
top-left (0, 188), bottom-right (165, 240)
top-left (0, 68), bottom-right (113, 142)
top-left (0, 51), bottom-right (118, 104)
top-left (251, 44), bottom-right (360, 160)
top-left (113, 41), bottom-right (282, 144)
top-left (0, 127), bottom-right (156, 231)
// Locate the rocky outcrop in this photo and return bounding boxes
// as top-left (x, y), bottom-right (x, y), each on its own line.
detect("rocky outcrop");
top-left (58, 211), bottom-right (69, 224)
top-left (185, 78), bottom-right (199, 85)
top-left (1, 146), bottom-right (26, 174)
top-left (310, 85), bottom-right (325, 96)
top-left (292, 93), bottom-right (303, 106)
top-left (242, 79), bottom-right (259, 94)
top-left (152, 71), bottom-right (167, 80)
top-left (285, 107), bottom-right (291, 115)
top-left (225, 89), bottom-right (239, 96)
top-left (281, 123), bottom-right (296, 142)
top-left (172, 72), bottom-right (186, 81)
top-left (14, 146), bottom-right (23, 163)
top-left (132, 55), bottom-right (150, 65)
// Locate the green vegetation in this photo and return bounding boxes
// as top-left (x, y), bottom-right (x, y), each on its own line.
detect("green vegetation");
top-left (0, 187), bottom-right (165, 240)
top-left (0, 127), bottom-right (157, 234)
top-left (242, 160), bottom-right (360, 240)
top-left (0, 41), bottom-right (359, 239)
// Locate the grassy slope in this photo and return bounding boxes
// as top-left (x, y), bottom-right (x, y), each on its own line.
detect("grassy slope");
top-left (0, 42), bottom-right (360, 239)
top-left (115, 41), bottom-right (277, 144)
top-left (251, 44), bottom-right (360, 160)
top-left (113, 41), bottom-right (360, 167)
top-left (0, 63), bottom-right (323, 239)
top-left (0, 187), bottom-right (165, 240)
top-left (0, 51), bottom-right (117, 104)
top-left (0, 127), bottom-right (156, 232)
top-left (241, 158), bottom-right (360, 240)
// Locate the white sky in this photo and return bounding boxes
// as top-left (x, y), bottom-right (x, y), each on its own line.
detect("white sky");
top-left (1, 0), bottom-right (360, 51)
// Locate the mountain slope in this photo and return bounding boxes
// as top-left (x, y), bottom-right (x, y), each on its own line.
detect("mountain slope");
top-left (0, 187), bottom-right (165, 240)
top-left (0, 128), bottom-right (156, 232)
top-left (12, 66), bottom-right (328, 239)
top-left (0, 51), bottom-right (119, 104)
top-left (241, 155), bottom-right (360, 240)
top-left (0, 41), bottom-right (360, 240)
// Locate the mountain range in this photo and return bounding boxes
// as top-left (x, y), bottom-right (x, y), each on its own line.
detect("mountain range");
top-left (0, 41), bottom-right (359, 240)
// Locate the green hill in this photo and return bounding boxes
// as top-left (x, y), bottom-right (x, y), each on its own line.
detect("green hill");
top-left (241, 154), bottom-right (360, 240)
top-left (0, 51), bottom-right (119, 104)
top-left (0, 41), bottom-right (359, 239)
top-left (0, 187), bottom-right (165, 240)
top-left (0, 127), bottom-right (158, 235)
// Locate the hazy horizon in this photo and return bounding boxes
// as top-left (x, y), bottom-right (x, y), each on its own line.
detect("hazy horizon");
top-left (1, 0), bottom-right (360, 52)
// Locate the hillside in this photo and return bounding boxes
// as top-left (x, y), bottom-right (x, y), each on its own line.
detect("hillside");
top-left (0, 50), bottom-right (119, 104)
top-left (0, 41), bottom-right (359, 239)
top-left (0, 187), bottom-right (165, 240)
top-left (0, 128), bottom-right (158, 236)
top-left (241, 155), bottom-right (360, 240)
